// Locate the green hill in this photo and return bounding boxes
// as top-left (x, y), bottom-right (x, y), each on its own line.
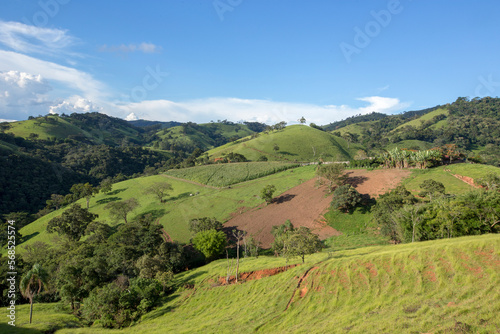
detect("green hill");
top-left (14, 165), bottom-right (317, 248)
top-left (208, 125), bottom-right (360, 162)
top-left (6, 234), bottom-right (498, 333)
top-left (150, 121), bottom-right (260, 152)
top-left (393, 108), bottom-right (449, 131)
top-left (5, 113), bottom-right (143, 145)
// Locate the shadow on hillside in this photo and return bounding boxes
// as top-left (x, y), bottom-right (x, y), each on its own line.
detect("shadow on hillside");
top-left (165, 192), bottom-right (192, 202)
top-left (0, 323), bottom-right (41, 333)
top-left (274, 194), bottom-right (296, 204)
top-left (141, 293), bottom-right (183, 321)
top-left (176, 270), bottom-right (208, 287)
top-left (21, 232), bottom-right (39, 244)
top-left (345, 174), bottom-right (368, 188)
top-left (96, 196), bottom-right (121, 205)
top-left (279, 151), bottom-right (298, 156)
top-left (135, 209), bottom-right (167, 221)
top-left (106, 188), bottom-right (127, 196)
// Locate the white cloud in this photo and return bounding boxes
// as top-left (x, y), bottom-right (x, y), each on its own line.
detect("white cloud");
top-left (117, 96), bottom-right (411, 125)
top-left (125, 112), bottom-right (139, 121)
top-left (99, 42), bottom-right (162, 54)
top-left (0, 21), bottom-right (77, 56)
top-left (0, 70), bottom-right (53, 119)
top-left (49, 96), bottom-right (102, 114)
top-left (0, 50), bottom-right (107, 100)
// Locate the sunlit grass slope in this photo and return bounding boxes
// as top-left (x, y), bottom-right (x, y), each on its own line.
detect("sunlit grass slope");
top-left (0, 303), bottom-right (81, 334)
top-left (7, 116), bottom-right (87, 140)
top-left (165, 161), bottom-right (299, 187)
top-left (152, 122), bottom-right (256, 151)
top-left (208, 125), bottom-right (360, 162)
top-left (52, 234), bottom-right (500, 334)
top-left (403, 165), bottom-right (473, 195)
top-left (16, 165), bottom-right (317, 249)
top-left (393, 108), bottom-right (449, 131)
top-left (403, 163), bottom-right (500, 196)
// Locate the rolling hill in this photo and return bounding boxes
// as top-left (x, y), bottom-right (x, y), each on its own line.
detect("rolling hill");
top-left (149, 121), bottom-right (264, 152)
top-left (207, 125), bottom-right (362, 162)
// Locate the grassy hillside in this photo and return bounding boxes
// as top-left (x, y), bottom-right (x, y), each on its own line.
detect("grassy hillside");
top-left (393, 108), bottom-right (448, 131)
top-left (403, 163), bottom-right (500, 196)
top-left (23, 234), bottom-right (497, 334)
top-left (15, 165), bottom-right (317, 248)
top-left (208, 125), bottom-right (359, 162)
top-left (165, 162), bottom-right (299, 187)
top-left (5, 113), bottom-right (143, 145)
top-left (151, 122), bottom-right (257, 151)
top-left (7, 116), bottom-right (87, 140)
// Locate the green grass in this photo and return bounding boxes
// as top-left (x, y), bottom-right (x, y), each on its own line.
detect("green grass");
top-left (324, 207), bottom-right (389, 250)
top-left (0, 303), bottom-right (81, 334)
top-left (15, 166), bottom-right (318, 248)
top-left (446, 163), bottom-right (500, 180)
top-left (393, 108), bottom-right (449, 131)
top-left (165, 162), bottom-right (300, 187)
top-left (51, 234), bottom-right (500, 333)
top-left (330, 123), bottom-right (366, 136)
top-left (402, 166), bottom-right (474, 196)
top-left (7, 116), bottom-right (87, 140)
top-left (208, 125), bottom-right (359, 162)
top-left (153, 123), bottom-right (255, 151)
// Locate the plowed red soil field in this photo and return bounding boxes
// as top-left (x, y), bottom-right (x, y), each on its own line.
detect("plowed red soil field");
top-left (225, 168), bottom-right (411, 248)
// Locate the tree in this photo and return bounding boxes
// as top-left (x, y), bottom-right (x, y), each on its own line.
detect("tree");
top-left (47, 204), bottom-right (98, 241)
top-left (20, 264), bottom-right (49, 324)
top-left (70, 183), bottom-right (98, 209)
top-left (298, 116), bottom-right (306, 124)
top-left (260, 184), bottom-right (276, 204)
top-left (189, 217), bottom-right (223, 234)
top-left (231, 229), bottom-right (246, 283)
top-left (273, 144), bottom-right (280, 153)
top-left (281, 227), bottom-right (322, 263)
top-left (476, 173), bottom-right (500, 191)
top-left (330, 184), bottom-right (362, 212)
top-left (419, 179), bottom-right (445, 200)
top-left (192, 229), bottom-right (227, 261)
top-left (271, 220), bottom-right (295, 258)
top-left (46, 194), bottom-right (65, 211)
top-left (372, 185), bottom-right (417, 243)
top-left (105, 198), bottom-right (139, 224)
top-left (99, 178), bottom-right (113, 194)
top-left (143, 182), bottom-right (173, 203)
top-left (317, 163), bottom-right (348, 192)
top-left (396, 204), bottom-right (426, 242)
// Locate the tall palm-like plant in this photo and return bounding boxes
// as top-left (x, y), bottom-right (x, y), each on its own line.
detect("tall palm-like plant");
top-left (20, 263), bottom-right (49, 324)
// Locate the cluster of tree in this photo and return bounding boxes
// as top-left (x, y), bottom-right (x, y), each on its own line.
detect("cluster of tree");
top-left (316, 163), bottom-right (348, 192)
top-left (372, 182), bottom-right (500, 243)
top-left (380, 148), bottom-right (444, 169)
top-left (0, 113), bottom-right (189, 216)
top-left (217, 152), bottom-right (248, 163)
top-left (265, 121), bottom-right (287, 133)
top-left (8, 205), bottom-right (197, 328)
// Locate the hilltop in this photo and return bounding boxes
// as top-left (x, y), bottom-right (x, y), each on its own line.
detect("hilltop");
top-left (207, 125), bottom-right (363, 162)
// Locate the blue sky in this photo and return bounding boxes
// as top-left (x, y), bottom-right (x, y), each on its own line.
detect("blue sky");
top-left (0, 0), bottom-right (499, 124)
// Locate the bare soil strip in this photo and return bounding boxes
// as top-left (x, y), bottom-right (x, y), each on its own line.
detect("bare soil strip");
top-left (225, 168), bottom-right (411, 248)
